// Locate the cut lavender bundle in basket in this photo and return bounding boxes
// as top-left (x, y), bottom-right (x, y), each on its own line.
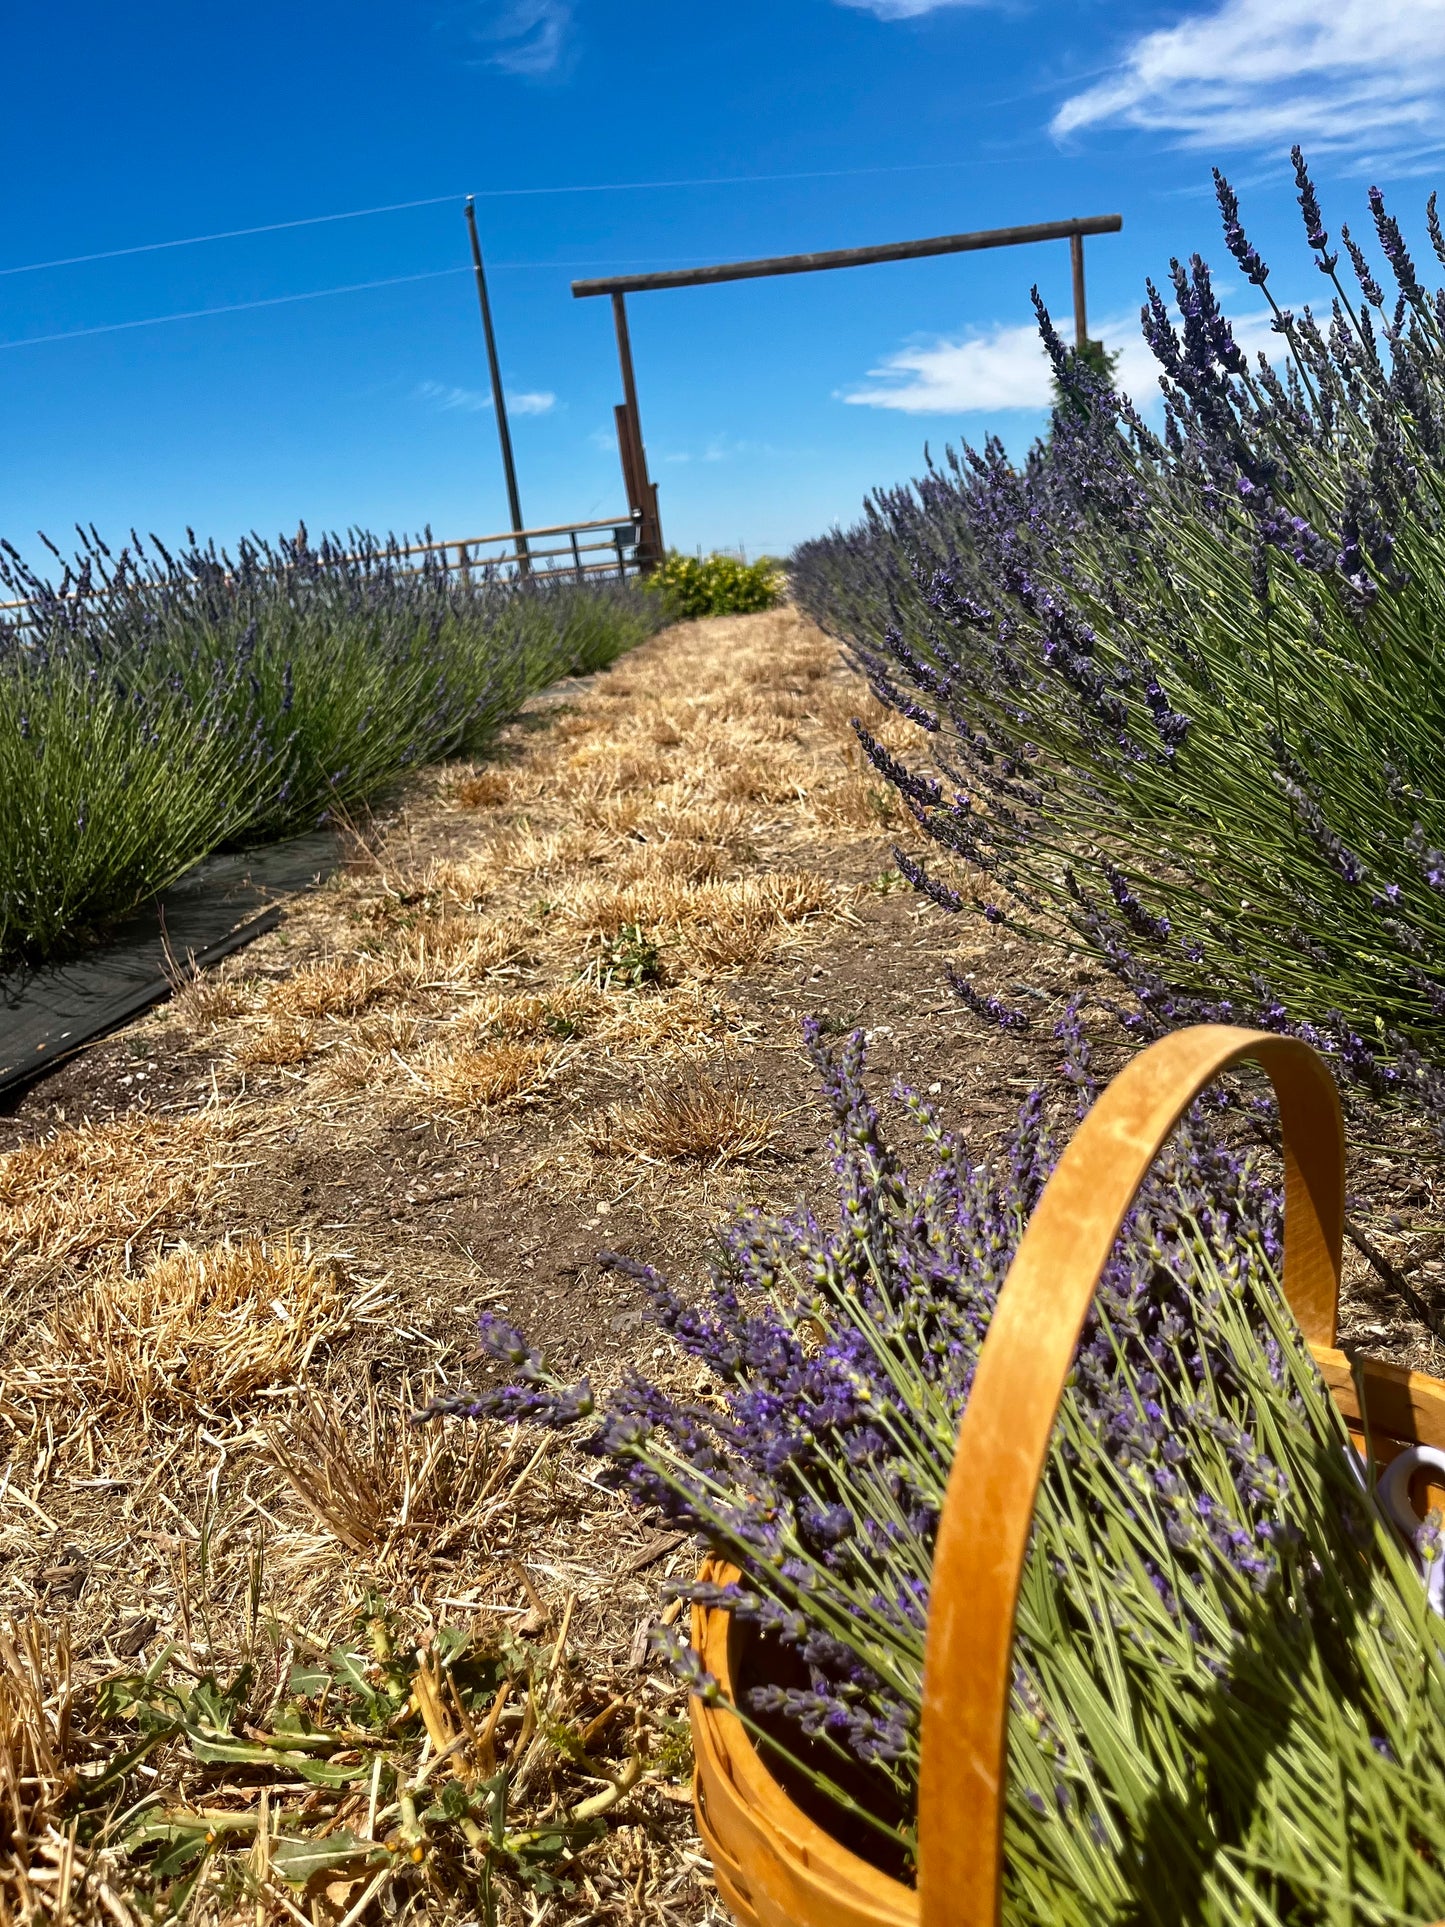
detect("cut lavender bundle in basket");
top-left (426, 1019), bottom-right (1445, 1924)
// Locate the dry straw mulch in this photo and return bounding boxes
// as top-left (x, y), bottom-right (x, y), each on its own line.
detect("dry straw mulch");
top-left (0, 605), bottom-right (953, 1925)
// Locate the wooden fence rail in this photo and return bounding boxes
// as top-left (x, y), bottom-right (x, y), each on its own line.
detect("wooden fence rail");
top-left (0, 512), bottom-right (644, 622)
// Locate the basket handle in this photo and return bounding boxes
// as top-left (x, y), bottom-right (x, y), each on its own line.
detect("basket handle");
top-left (916, 1025), bottom-right (1344, 1927)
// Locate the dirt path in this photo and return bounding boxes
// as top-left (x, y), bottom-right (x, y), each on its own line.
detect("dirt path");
top-left (0, 606), bottom-right (1089, 1377)
top-left (0, 605), bottom-right (1092, 1925)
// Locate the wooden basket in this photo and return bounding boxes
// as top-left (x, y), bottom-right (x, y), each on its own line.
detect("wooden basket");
top-left (689, 1025), bottom-right (1445, 1927)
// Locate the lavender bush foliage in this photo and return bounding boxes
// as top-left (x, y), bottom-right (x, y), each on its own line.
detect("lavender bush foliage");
top-left (0, 526), bottom-right (662, 963)
top-left (429, 1021), bottom-right (1445, 1923)
top-left (791, 157), bottom-right (1445, 1132)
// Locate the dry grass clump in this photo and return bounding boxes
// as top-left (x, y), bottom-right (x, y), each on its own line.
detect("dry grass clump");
top-left (168, 968), bottom-right (251, 1032)
top-left (0, 1619), bottom-right (98, 1926)
top-left (422, 856), bottom-right (496, 907)
top-left (736, 640), bottom-right (831, 692)
top-left (565, 743), bottom-right (675, 791)
top-left (463, 983), bottom-right (602, 1043)
top-left (681, 872), bottom-right (851, 971)
top-left (597, 984), bottom-right (740, 1057)
top-left (265, 953), bottom-right (387, 1021)
top-left (495, 824), bottom-right (609, 879)
top-left (684, 908), bottom-right (781, 971)
top-left (559, 871), bottom-right (843, 952)
top-left (792, 677), bottom-right (889, 733)
top-left (588, 1068), bottom-right (781, 1164)
top-left (44, 1236), bottom-right (352, 1419)
top-left (658, 803), bottom-right (749, 846)
top-left (453, 766), bottom-right (515, 809)
top-left (231, 1012), bottom-right (319, 1070)
top-left (805, 770), bottom-right (903, 831)
top-left (315, 1011), bottom-right (424, 1096)
top-left (262, 1385), bottom-right (508, 1562)
top-left (388, 913), bottom-right (536, 989)
top-left (711, 757), bottom-right (800, 805)
top-left (351, 1008), bottom-right (423, 1056)
top-left (422, 1039), bottom-right (559, 1110)
top-left (451, 982), bottom-right (731, 1063)
top-left (611, 837), bottom-right (732, 886)
top-left (0, 1113), bottom-right (229, 1267)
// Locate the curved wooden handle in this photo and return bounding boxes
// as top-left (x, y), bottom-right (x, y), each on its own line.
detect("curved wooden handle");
top-left (916, 1025), bottom-right (1344, 1927)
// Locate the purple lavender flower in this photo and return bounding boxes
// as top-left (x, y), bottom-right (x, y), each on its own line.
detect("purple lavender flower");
top-left (1215, 169), bottom-right (1271, 287)
top-left (1291, 146), bottom-right (1338, 273)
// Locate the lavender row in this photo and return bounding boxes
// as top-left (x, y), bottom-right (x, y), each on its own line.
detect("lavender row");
top-left (0, 526), bottom-right (663, 964)
top-left (791, 155), bottom-right (1445, 1136)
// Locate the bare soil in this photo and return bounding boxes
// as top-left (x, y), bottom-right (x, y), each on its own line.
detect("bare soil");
top-left (0, 604), bottom-right (1439, 1925)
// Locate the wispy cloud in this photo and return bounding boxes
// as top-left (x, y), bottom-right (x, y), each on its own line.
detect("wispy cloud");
top-left (416, 381), bottom-right (490, 413)
top-left (459, 0), bottom-right (573, 78)
top-left (1052, 0), bottom-right (1445, 159)
top-left (832, 0), bottom-right (991, 16)
top-left (842, 310), bottom-right (1280, 415)
top-left (415, 380), bottom-right (556, 415)
top-left (661, 434), bottom-right (782, 465)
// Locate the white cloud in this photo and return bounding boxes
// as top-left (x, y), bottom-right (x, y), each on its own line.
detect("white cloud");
top-left (463, 0), bottom-right (572, 77)
top-left (1052, 0), bottom-right (1445, 157)
top-left (842, 309), bottom-right (1281, 415)
top-left (833, 0), bottom-right (988, 16)
top-left (844, 322), bottom-right (1050, 413)
top-left (415, 380), bottom-right (555, 416)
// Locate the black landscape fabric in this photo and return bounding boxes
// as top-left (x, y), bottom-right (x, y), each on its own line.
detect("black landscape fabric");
top-left (0, 830), bottom-right (341, 1100)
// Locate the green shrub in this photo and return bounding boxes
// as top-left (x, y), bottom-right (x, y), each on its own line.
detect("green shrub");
top-left (645, 550), bottom-right (783, 620)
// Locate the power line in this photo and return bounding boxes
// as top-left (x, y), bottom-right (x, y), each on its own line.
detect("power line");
top-left (471, 158), bottom-right (986, 199)
top-left (0, 196), bottom-right (459, 280)
top-left (0, 267), bottom-right (470, 351)
top-left (0, 159), bottom-right (986, 281)
top-left (0, 254), bottom-right (750, 351)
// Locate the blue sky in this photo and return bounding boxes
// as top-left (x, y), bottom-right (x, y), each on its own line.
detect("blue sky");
top-left (3, 0), bottom-right (1443, 571)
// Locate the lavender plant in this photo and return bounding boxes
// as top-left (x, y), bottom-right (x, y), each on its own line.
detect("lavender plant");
top-left (791, 157), bottom-right (1445, 1132)
top-left (0, 527), bottom-right (663, 964)
top-left (428, 1022), bottom-right (1445, 1924)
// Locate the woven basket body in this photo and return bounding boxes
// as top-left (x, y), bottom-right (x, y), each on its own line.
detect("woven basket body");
top-left (688, 1026), bottom-right (1445, 1927)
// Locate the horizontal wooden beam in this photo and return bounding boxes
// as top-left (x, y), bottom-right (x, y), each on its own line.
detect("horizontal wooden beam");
top-left (571, 213), bottom-right (1122, 299)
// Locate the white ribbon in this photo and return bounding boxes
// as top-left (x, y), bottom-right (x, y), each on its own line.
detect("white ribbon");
top-left (1377, 1445), bottom-right (1445, 1617)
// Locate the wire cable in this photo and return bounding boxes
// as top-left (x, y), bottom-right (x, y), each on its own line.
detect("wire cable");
top-left (0, 267), bottom-right (470, 351)
top-left (0, 253), bottom-right (754, 350)
top-left (0, 159), bottom-right (985, 281)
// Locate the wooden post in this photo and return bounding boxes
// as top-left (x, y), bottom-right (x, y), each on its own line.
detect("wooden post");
top-left (573, 212), bottom-right (1121, 559)
top-left (610, 292), bottom-right (664, 568)
top-left (613, 403), bottom-right (643, 520)
top-left (464, 197), bottom-right (530, 577)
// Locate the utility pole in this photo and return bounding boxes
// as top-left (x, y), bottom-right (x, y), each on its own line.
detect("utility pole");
top-left (464, 197), bottom-right (529, 575)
